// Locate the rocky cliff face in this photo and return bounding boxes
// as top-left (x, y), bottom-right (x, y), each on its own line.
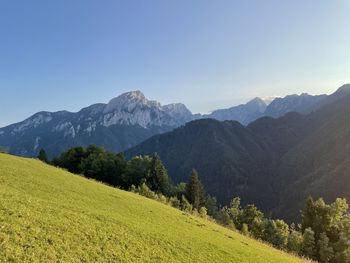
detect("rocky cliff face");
top-left (0, 91), bottom-right (193, 158)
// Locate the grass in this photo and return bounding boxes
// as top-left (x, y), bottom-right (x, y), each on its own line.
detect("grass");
top-left (0, 153), bottom-right (306, 262)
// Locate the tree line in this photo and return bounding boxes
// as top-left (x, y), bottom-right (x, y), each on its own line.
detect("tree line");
top-left (39, 146), bottom-right (350, 262)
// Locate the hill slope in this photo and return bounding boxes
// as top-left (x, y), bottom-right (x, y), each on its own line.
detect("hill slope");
top-left (126, 116), bottom-right (307, 212)
top-left (0, 154), bottom-right (303, 262)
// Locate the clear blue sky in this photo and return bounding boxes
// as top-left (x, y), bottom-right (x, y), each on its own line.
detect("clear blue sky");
top-left (1, 0), bottom-right (349, 127)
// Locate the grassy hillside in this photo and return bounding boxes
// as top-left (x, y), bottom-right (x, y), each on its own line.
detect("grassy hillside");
top-left (0, 153), bottom-right (304, 262)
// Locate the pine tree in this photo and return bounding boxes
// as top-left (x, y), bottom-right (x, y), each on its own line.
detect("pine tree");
top-left (185, 170), bottom-right (205, 210)
top-left (148, 154), bottom-right (171, 195)
top-left (37, 148), bottom-right (49, 163)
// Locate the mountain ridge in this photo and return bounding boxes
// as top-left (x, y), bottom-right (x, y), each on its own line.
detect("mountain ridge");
top-left (125, 86), bottom-right (350, 221)
top-left (0, 91), bottom-right (194, 158)
top-left (1, 85), bottom-right (349, 159)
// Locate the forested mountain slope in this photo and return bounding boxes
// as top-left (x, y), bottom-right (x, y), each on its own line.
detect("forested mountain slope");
top-left (127, 92), bottom-right (350, 221)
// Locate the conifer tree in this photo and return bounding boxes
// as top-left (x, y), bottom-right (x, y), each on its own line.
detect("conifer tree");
top-left (148, 154), bottom-right (171, 195)
top-left (185, 169), bottom-right (205, 210)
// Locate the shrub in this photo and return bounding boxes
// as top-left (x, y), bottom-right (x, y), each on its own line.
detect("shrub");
top-left (180, 195), bottom-right (192, 213)
top-left (199, 207), bottom-right (207, 219)
top-left (136, 183), bottom-right (157, 200)
top-left (169, 196), bottom-right (181, 209)
top-left (241, 223), bottom-right (249, 236)
top-left (157, 194), bottom-right (168, 204)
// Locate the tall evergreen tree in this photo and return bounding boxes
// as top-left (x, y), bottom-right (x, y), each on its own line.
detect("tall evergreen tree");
top-left (185, 169), bottom-right (205, 210)
top-left (148, 154), bottom-right (171, 195)
top-left (37, 148), bottom-right (49, 163)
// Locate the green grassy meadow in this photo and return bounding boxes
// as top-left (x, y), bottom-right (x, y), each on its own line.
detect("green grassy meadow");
top-left (0, 153), bottom-right (306, 262)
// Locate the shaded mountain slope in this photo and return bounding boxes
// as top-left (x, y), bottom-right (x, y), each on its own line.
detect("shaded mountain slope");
top-left (126, 92), bottom-right (350, 221)
top-left (274, 94), bottom-right (350, 220)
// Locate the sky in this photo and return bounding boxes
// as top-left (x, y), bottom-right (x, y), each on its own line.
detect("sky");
top-left (0, 0), bottom-right (350, 127)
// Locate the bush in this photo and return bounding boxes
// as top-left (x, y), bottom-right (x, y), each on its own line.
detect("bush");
top-left (199, 207), bottom-right (207, 219)
top-left (130, 185), bottom-right (137, 193)
top-left (241, 223), bottom-right (249, 236)
top-left (157, 194), bottom-right (168, 204)
top-left (180, 195), bottom-right (192, 213)
top-left (136, 183), bottom-right (157, 200)
top-left (169, 196), bottom-right (181, 209)
top-left (217, 207), bottom-right (235, 229)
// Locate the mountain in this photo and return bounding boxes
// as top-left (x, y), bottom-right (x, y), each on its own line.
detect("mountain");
top-left (273, 90), bottom-right (350, 219)
top-left (1, 86), bottom-right (348, 160)
top-left (126, 116), bottom-right (302, 214)
top-left (199, 92), bottom-right (329, 126)
top-left (203, 98), bottom-right (267, 125)
top-left (264, 93), bottom-right (327, 118)
top-left (126, 84), bottom-right (350, 221)
top-left (0, 153), bottom-right (303, 262)
top-left (0, 91), bottom-right (193, 158)
top-left (310, 83), bottom-right (350, 110)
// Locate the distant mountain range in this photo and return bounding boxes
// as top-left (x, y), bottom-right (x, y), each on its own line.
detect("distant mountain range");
top-left (0, 85), bottom-right (348, 158)
top-left (202, 92), bottom-right (328, 125)
top-left (201, 97), bottom-right (268, 125)
top-left (126, 84), bottom-right (350, 221)
top-left (0, 91), bottom-right (193, 158)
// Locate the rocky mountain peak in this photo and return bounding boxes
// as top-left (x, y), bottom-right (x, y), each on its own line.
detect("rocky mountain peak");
top-left (246, 97), bottom-right (267, 108)
top-left (104, 90), bottom-right (160, 113)
top-left (163, 103), bottom-right (192, 115)
top-left (335, 84), bottom-right (350, 95)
